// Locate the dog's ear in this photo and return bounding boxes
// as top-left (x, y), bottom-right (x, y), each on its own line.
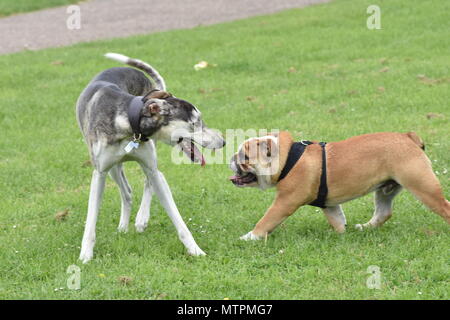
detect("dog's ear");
top-left (143, 90), bottom-right (172, 101)
top-left (142, 102), bottom-right (161, 117)
top-left (142, 101), bottom-right (171, 117)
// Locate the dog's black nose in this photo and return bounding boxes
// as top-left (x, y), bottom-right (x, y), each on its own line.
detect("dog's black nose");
top-left (222, 140), bottom-right (226, 147)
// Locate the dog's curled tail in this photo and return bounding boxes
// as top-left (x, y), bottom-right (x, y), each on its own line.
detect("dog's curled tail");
top-left (104, 53), bottom-right (167, 91)
top-left (406, 131), bottom-right (425, 151)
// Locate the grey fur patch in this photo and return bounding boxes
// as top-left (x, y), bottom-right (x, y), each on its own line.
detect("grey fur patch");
top-left (76, 67), bottom-right (153, 145)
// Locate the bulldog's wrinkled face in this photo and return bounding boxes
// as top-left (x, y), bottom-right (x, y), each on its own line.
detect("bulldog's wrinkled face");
top-left (229, 136), bottom-right (279, 189)
top-left (140, 90), bottom-right (225, 166)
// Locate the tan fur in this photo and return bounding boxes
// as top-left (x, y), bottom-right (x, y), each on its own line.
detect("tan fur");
top-left (237, 131), bottom-right (449, 237)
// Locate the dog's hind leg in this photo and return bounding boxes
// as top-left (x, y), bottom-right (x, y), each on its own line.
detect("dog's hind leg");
top-left (79, 169), bottom-right (107, 263)
top-left (109, 164), bottom-right (132, 232)
top-left (395, 166), bottom-right (450, 224)
top-left (356, 183), bottom-right (403, 230)
top-left (323, 205), bottom-right (347, 233)
top-left (135, 178), bottom-right (154, 233)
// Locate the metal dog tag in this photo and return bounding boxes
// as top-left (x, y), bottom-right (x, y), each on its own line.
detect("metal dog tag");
top-left (124, 140), bottom-right (139, 153)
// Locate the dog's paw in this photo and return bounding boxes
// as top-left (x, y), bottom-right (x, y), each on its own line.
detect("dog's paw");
top-left (79, 251), bottom-right (93, 264)
top-left (135, 211), bottom-right (149, 233)
top-left (187, 246), bottom-right (206, 256)
top-left (135, 223), bottom-right (148, 233)
top-left (240, 231), bottom-right (263, 241)
top-left (117, 224), bottom-right (128, 233)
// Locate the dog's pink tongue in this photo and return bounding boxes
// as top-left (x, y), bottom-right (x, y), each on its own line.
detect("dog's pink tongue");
top-left (200, 154), bottom-right (206, 167)
top-left (179, 139), bottom-right (206, 166)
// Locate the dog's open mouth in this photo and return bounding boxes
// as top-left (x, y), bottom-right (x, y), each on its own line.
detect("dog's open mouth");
top-left (178, 138), bottom-right (205, 166)
top-left (229, 172), bottom-right (257, 186)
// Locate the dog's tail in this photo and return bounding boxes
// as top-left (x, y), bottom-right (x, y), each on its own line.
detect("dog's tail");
top-left (104, 53), bottom-right (167, 91)
top-left (406, 131), bottom-right (425, 151)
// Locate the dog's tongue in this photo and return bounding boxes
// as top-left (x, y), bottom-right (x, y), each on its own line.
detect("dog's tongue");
top-left (229, 175), bottom-right (242, 185)
top-left (179, 139), bottom-right (205, 166)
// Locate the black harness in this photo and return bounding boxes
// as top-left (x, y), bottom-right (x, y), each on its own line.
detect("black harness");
top-left (278, 140), bottom-right (328, 208)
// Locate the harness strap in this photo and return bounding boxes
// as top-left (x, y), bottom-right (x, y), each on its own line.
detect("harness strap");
top-left (278, 141), bottom-right (313, 182)
top-left (309, 142), bottom-right (328, 208)
top-left (127, 96), bottom-right (149, 142)
top-left (277, 140), bottom-right (328, 208)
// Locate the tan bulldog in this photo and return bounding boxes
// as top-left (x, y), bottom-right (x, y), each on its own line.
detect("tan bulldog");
top-left (229, 131), bottom-right (450, 240)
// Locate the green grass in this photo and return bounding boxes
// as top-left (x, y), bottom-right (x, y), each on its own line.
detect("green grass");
top-left (0, 0), bottom-right (80, 16)
top-left (0, 0), bottom-right (449, 299)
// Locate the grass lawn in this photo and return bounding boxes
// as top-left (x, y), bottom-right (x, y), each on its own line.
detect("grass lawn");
top-left (0, 0), bottom-right (80, 16)
top-left (0, 0), bottom-right (449, 299)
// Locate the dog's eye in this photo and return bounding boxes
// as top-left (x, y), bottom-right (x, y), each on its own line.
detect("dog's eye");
top-left (190, 118), bottom-right (202, 128)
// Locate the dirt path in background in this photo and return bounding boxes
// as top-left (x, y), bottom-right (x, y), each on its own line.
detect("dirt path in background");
top-left (0, 0), bottom-right (330, 55)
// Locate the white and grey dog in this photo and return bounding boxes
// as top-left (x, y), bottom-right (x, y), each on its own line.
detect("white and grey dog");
top-left (76, 53), bottom-right (225, 263)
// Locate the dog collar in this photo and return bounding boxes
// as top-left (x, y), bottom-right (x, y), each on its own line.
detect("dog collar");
top-left (127, 96), bottom-right (149, 142)
top-left (278, 140), bottom-right (328, 208)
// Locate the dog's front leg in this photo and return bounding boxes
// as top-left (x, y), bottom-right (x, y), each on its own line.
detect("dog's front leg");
top-left (241, 194), bottom-right (301, 241)
top-left (149, 169), bottom-right (206, 256)
top-left (79, 169), bottom-right (107, 263)
top-left (135, 141), bottom-right (205, 255)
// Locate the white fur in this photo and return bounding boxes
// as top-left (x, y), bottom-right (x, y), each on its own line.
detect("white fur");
top-left (153, 119), bottom-right (224, 150)
top-left (240, 231), bottom-right (263, 241)
top-left (109, 164), bottom-right (132, 232)
top-left (135, 178), bottom-right (153, 233)
top-left (104, 53), bottom-right (129, 64)
top-left (114, 114), bottom-right (132, 132)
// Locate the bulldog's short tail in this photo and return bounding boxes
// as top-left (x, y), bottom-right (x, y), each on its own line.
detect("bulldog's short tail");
top-left (104, 53), bottom-right (166, 91)
top-left (406, 132), bottom-right (425, 151)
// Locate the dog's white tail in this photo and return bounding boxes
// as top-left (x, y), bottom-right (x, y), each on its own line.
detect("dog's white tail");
top-left (104, 53), bottom-right (167, 91)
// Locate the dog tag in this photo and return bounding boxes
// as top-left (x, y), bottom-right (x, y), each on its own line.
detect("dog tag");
top-left (124, 140), bottom-right (139, 153)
